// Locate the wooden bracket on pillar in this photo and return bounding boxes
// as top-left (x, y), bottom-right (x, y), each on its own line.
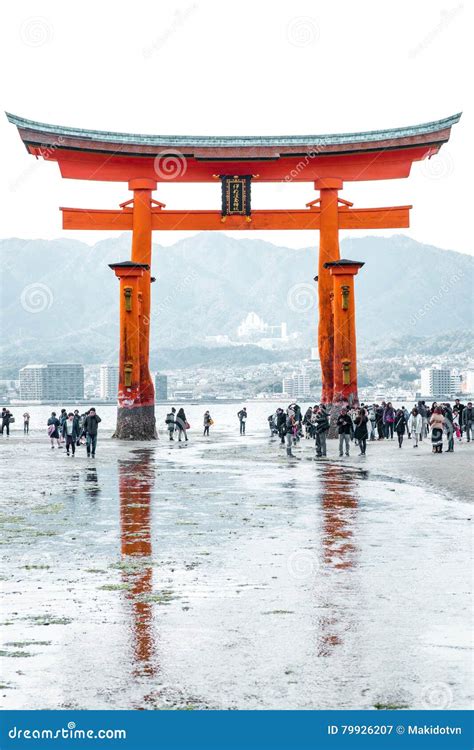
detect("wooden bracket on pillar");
top-left (342, 359), bottom-right (351, 385)
top-left (341, 285), bottom-right (350, 310)
top-left (124, 286), bottom-right (132, 311)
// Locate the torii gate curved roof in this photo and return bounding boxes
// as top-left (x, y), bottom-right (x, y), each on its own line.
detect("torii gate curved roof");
top-left (6, 112), bottom-right (461, 183)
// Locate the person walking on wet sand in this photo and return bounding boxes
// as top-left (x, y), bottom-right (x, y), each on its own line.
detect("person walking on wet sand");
top-left (1, 408), bottom-right (12, 436)
top-left (314, 405), bottom-right (329, 457)
top-left (444, 406), bottom-right (455, 453)
top-left (237, 407), bottom-right (247, 435)
top-left (175, 407), bottom-right (189, 442)
top-left (354, 408), bottom-right (368, 455)
top-left (203, 410), bottom-right (212, 437)
top-left (165, 408), bottom-right (176, 440)
top-left (285, 406), bottom-right (297, 457)
top-left (337, 408), bottom-right (353, 457)
top-left (430, 407), bottom-right (444, 454)
top-left (83, 408), bottom-right (101, 458)
top-left (394, 409), bottom-right (406, 448)
top-left (47, 411), bottom-right (61, 449)
top-left (62, 412), bottom-right (79, 456)
top-left (462, 402), bottom-right (473, 443)
top-left (383, 402), bottom-right (395, 439)
top-left (408, 407), bottom-right (422, 447)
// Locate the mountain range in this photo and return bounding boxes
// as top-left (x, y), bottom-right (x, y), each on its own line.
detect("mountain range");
top-left (0, 232), bottom-right (472, 377)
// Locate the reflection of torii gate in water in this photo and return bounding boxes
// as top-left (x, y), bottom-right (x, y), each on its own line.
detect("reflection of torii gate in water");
top-left (7, 112), bottom-right (460, 438)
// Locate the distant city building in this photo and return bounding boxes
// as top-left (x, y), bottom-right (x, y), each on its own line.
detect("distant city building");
top-left (19, 364), bottom-right (84, 401)
top-left (237, 312), bottom-right (288, 345)
top-left (282, 368), bottom-right (310, 399)
top-left (420, 367), bottom-right (452, 397)
top-left (155, 373), bottom-right (168, 400)
top-left (173, 389), bottom-right (194, 401)
top-left (450, 372), bottom-right (463, 394)
top-left (100, 365), bottom-right (119, 401)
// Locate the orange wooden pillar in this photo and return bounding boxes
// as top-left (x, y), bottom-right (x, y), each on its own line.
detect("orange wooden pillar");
top-left (129, 178), bottom-right (157, 438)
top-left (316, 178), bottom-right (342, 403)
top-left (109, 261), bottom-right (151, 439)
top-left (323, 259), bottom-right (364, 405)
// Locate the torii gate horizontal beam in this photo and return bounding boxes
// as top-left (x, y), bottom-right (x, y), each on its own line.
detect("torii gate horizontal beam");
top-left (61, 205), bottom-right (411, 232)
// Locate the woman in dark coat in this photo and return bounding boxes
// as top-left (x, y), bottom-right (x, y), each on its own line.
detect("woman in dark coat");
top-left (354, 408), bottom-right (369, 455)
top-left (175, 407), bottom-right (188, 442)
top-left (394, 408), bottom-right (406, 448)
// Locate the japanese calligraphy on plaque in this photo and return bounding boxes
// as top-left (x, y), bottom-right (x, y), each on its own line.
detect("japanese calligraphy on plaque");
top-left (221, 175), bottom-right (251, 217)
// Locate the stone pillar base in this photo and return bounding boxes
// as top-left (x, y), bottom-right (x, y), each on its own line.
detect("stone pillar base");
top-left (113, 405), bottom-right (157, 440)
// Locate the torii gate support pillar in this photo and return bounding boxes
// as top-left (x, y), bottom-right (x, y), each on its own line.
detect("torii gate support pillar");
top-left (109, 261), bottom-right (157, 440)
top-left (324, 259), bottom-right (364, 405)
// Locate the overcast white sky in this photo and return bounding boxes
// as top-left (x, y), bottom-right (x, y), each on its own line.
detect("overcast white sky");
top-left (1, 0), bottom-right (472, 253)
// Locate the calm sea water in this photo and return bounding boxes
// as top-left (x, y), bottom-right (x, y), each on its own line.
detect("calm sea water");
top-left (5, 401), bottom-right (283, 436)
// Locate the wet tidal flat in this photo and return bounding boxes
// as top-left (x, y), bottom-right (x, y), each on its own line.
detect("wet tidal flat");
top-left (0, 432), bottom-right (472, 710)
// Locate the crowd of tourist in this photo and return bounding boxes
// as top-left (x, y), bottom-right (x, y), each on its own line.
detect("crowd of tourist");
top-left (267, 398), bottom-right (473, 458)
top-left (1, 398), bottom-right (472, 461)
top-left (0, 407), bottom-right (105, 457)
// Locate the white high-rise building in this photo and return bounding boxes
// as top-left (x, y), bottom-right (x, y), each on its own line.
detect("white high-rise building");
top-left (420, 367), bottom-right (452, 397)
top-left (100, 365), bottom-right (119, 401)
top-left (19, 364), bottom-right (84, 401)
top-left (282, 368), bottom-right (310, 399)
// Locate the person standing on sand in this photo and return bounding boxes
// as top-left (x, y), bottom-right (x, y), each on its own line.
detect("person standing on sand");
top-left (337, 408), bottom-right (353, 457)
top-left (430, 407), bottom-right (444, 454)
top-left (354, 408), bottom-right (368, 455)
top-left (83, 408), bottom-right (101, 458)
top-left (383, 402), bottom-right (395, 439)
top-left (165, 408), bottom-right (176, 441)
top-left (462, 402), bottom-right (473, 443)
top-left (237, 407), bottom-right (247, 436)
top-left (175, 407), bottom-right (189, 442)
top-left (314, 405), bottom-right (330, 457)
top-left (285, 406), bottom-right (297, 457)
top-left (408, 407), bottom-right (422, 448)
top-left (203, 410), bottom-right (212, 437)
top-left (47, 411), bottom-right (61, 449)
top-left (394, 409), bottom-right (406, 448)
top-left (375, 403), bottom-right (384, 440)
top-left (276, 408), bottom-right (286, 445)
top-left (62, 412), bottom-right (79, 456)
top-left (23, 412), bottom-right (30, 434)
top-left (444, 406), bottom-right (455, 453)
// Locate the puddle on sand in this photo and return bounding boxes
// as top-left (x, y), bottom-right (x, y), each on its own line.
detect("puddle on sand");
top-left (0, 439), bottom-right (471, 710)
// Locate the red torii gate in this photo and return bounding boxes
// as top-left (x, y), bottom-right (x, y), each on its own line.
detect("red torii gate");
top-left (7, 112), bottom-right (460, 438)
